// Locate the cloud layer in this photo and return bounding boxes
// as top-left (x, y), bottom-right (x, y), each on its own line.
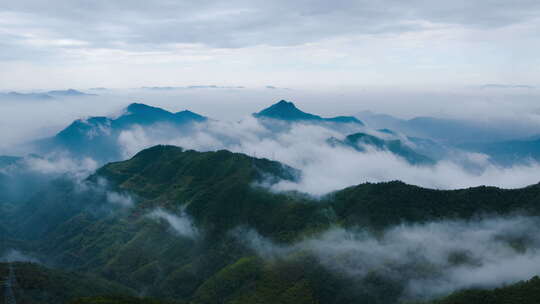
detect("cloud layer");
top-left (3, 1), bottom-right (540, 49)
top-left (237, 215), bottom-right (540, 300)
top-left (148, 208), bottom-right (199, 239)
top-left (1, 1), bottom-right (539, 88)
top-left (115, 116), bottom-right (540, 195)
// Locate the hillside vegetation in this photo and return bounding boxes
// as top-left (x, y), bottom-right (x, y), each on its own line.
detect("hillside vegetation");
top-left (2, 145), bottom-right (540, 303)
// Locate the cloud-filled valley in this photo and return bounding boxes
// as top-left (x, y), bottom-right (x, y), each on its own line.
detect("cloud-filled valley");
top-left (2, 0), bottom-right (540, 302)
top-left (114, 116), bottom-right (540, 195)
top-left (3, 93), bottom-right (540, 304)
top-left (3, 94), bottom-right (540, 196)
top-left (236, 215), bottom-right (540, 301)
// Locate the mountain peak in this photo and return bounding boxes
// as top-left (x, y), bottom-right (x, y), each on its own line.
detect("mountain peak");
top-left (127, 102), bottom-right (152, 111)
top-left (254, 100), bottom-right (364, 126)
top-left (254, 100), bottom-right (322, 121)
top-left (119, 103), bottom-right (207, 125)
top-left (276, 99), bottom-right (294, 106)
top-left (175, 109), bottom-right (207, 122)
top-left (124, 103), bottom-right (172, 116)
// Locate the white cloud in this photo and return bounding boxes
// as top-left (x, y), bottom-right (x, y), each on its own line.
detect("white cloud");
top-left (115, 116), bottom-right (540, 195)
top-left (148, 208), bottom-right (199, 239)
top-left (1, 1), bottom-right (539, 88)
top-left (106, 191), bottom-right (134, 208)
top-left (22, 155), bottom-right (98, 177)
top-left (236, 216), bottom-right (540, 300)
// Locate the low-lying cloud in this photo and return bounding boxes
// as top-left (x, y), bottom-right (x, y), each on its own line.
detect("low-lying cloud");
top-left (116, 116), bottom-right (540, 195)
top-left (236, 215), bottom-right (540, 301)
top-left (148, 208), bottom-right (199, 239)
top-left (106, 191), bottom-right (134, 208)
top-left (3, 95), bottom-right (540, 196)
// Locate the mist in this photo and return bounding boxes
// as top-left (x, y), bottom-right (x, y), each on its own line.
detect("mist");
top-left (148, 208), bottom-right (199, 239)
top-left (115, 115), bottom-right (540, 195)
top-left (2, 90), bottom-right (540, 197)
top-left (0, 249), bottom-right (40, 263)
top-left (2, 87), bottom-right (540, 153)
top-left (235, 215), bottom-right (540, 301)
top-left (2, 1), bottom-right (540, 302)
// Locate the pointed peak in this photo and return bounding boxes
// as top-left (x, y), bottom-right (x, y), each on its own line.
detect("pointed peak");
top-left (126, 102), bottom-right (151, 111)
top-left (276, 99), bottom-right (294, 106)
top-left (176, 109), bottom-right (196, 114)
top-left (271, 100), bottom-right (300, 110)
top-left (255, 100), bottom-right (321, 121)
top-left (175, 109), bottom-right (207, 121)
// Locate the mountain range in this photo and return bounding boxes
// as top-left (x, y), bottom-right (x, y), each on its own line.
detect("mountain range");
top-left (34, 103), bottom-right (207, 162)
top-left (328, 132), bottom-right (435, 165)
top-left (0, 89), bottom-right (96, 100)
top-left (3, 145), bottom-right (540, 303)
top-left (25, 100), bottom-right (438, 166)
top-left (13, 98), bottom-right (539, 173)
top-left (357, 110), bottom-right (535, 144)
top-left (3, 100), bottom-right (540, 303)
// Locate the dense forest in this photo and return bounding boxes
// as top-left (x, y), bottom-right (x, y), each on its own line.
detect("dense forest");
top-left (2, 145), bottom-right (540, 303)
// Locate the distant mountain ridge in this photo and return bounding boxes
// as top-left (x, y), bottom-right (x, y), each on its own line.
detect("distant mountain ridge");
top-left (0, 92), bottom-right (54, 100)
top-left (460, 137), bottom-right (540, 166)
top-left (328, 132), bottom-right (435, 165)
top-left (0, 89), bottom-right (96, 100)
top-left (47, 89), bottom-right (96, 96)
top-left (255, 100), bottom-right (364, 125)
top-left (356, 111), bottom-right (531, 144)
top-left (35, 103), bottom-right (207, 163)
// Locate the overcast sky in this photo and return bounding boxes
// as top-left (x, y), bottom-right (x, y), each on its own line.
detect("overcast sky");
top-left (0, 0), bottom-right (539, 90)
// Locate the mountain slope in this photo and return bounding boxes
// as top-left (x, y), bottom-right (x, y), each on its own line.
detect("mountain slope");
top-left (330, 181), bottom-right (540, 228)
top-left (0, 262), bottom-right (133, 304)
top-left (5, 146), bottom-right (540, 303)
top-left (93, 145), bottom-right (316, 238)
top-left (328, 132), bottom-right (435, 165)
top-left (424, 276), bottom-right (540, 304)
top-left (0, 155), bottom-right (21, 168)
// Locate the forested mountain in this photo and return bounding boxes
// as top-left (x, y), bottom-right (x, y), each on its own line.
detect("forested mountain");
top-left (3, 0), bottom-right (538, 302)
top-left (0, 262), bottom-right (134, 304)
top-left (423, 276), bottom-right (540, 304)
top-left (2, 145), bottom-right (540, 303)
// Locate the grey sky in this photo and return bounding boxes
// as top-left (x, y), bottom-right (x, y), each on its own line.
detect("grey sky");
top-left (0, 1), bottom-right (539, 89)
